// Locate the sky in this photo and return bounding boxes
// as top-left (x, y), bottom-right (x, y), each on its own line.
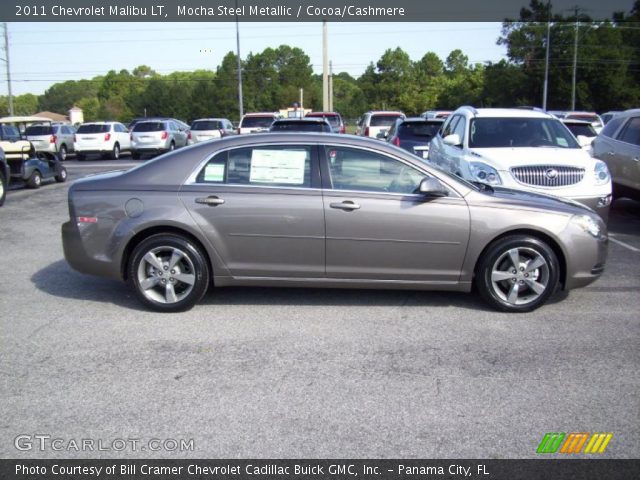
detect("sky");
top-left (1, 22), bottom-right (508, 96)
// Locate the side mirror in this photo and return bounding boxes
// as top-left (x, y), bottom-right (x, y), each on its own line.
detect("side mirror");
top-left (443, 133), bottom-right (462, 147)
top-left (419, 177), bottom-right (449, 197)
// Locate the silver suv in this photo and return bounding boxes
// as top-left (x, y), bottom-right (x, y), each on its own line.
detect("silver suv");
top-left (591, 108), bottom-right (640, 201)
top-left (25, 123), bottom-right (75, 161)
top-left (428, 107), bottom-right (612, 220)
top-left (130, 120), bottom-right (188, 159)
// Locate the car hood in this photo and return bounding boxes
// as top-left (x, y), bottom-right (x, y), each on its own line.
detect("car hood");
top-left (469, 147), bottom-right (594, 169)
top-left (471, 184), bottom-right (595, 216)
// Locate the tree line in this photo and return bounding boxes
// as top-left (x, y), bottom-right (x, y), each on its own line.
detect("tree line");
top-left (2, 1), bottom-right (639, 123)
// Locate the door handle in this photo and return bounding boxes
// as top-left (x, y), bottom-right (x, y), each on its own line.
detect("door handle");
top-left (330, 200), bottom-right (360, 211)
top-left (195, 196), bottom-right (225, 206)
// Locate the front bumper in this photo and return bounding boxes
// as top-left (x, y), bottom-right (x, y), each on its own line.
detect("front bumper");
top-left (568, 194), bottom-right (612, 223)
top-left (561, 217), bottom-right (609, 290)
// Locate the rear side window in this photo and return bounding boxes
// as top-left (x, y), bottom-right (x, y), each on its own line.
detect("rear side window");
top-left (77, 124), bottom-right (110, 134)
top-left (134, 122), bottom-right (165, 132)
top-left (617, 117), bottom-right (640, 146)
top-left (240, 116), bottom-right (275, 129)
top-left (600, 117), bottom-right (625, 138)
top-left (197, 146), bottom-right (312, 187)
top-left (25, 125), bottom-right (53, 135)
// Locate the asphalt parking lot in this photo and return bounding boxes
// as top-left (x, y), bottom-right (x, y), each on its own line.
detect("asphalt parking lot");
top-left (1, 157), bottom-right (638, 459)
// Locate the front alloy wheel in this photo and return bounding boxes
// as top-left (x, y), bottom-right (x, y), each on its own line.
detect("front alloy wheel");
top-left (129, 234), bottom-right (210, 312)
top-left (477, 235), bottom-right (559, 312)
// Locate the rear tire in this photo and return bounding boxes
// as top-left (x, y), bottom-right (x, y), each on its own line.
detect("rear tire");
top-left (0, 171), bottom-right (6, 206)
top-left (27, 170), bottom-right (42, 189)
top-left (476, 235), bottom-right (560, 313)
top-left (128, 234), bottom-right (210, 312)
top-left (55, 167), bottom-right (67, 183)
top-left (110, 143), bottom-right (120, 160)
top-left (58, 145), bottom-right (67, 161)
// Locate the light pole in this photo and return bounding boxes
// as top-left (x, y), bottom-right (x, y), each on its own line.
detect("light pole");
top-left (542, 1), bottom-right (551, 110)
top-left (235, 0), bottom-right (244, 120)
top-left (2, 23), bottom-right (13, 116)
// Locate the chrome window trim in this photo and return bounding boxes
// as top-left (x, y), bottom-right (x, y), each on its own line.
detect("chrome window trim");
top-left (185, 141), bottom-right (465, 199)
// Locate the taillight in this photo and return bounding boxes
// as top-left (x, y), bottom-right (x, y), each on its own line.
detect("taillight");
top-left (364, 127), bottom-right (369, 137)
top-left (188, 131), bottom-right (192, 140)
top-left (50, 135), bottom-right (57, 144)
top-left (104, 133), bottom-right (111, 141)
top-left (73, 135), bottom-right (77, 142)
top-left (392, 137), bottom-right (400, 147)
top-left (339, 126), bottom-right (345, 134)
top-left (219, 129), bottom-right (224, 137)
top-left (130, 133), bottom-right (133, 140)
top-left (161, 131), bottom-right (168, 140)
top-left (237, 128), bottom-right (241, 134)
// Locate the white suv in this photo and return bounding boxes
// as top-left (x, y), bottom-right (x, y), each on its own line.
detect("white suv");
top-left (428, 107), bottom-right (612, 220)
top-left (356, 111), bottom-right (405, 139)
top-left (74, 122), bottom-right (131, 160)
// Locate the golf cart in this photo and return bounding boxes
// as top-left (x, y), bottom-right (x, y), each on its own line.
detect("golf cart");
top-left (0, 117), bottom-right (67, 189)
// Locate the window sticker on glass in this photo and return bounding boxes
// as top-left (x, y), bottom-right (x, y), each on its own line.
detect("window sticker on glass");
top-left (556, 137), bottom-right (568, 147)
top-left (250, 149), bottom-right (307, 185)
top-left (204, 163), bottom-right (225, 182)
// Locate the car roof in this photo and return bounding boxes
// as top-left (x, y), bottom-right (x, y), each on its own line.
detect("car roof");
top-left (80, 121), bottom-right (118, 125)
top-left (401, 117), bottom-right (444, 123)
top-left (367, 110), bottom-right (404, 115)
top-left (460, 108), bottom-right (554, 119)
top-left (273, 118), bottom-right (329, 123)
top-left (306, 111), bottom-right (341, 116)
top-left (192, 118), bottom-right (228, 122)
top-left (243, 112), bottom-right (278, 117)
top-left (0, 116), bottom-right (52, 124)
top-left (561, 118), bottom-right (593, 125)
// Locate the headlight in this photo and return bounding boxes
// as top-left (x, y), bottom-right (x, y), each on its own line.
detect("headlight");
top-left (572, 214), bottom-right (602, 238)
top-left (594, 160), bottom-right (610, 186)
top-left (470, 161), bottom-right (502, 185)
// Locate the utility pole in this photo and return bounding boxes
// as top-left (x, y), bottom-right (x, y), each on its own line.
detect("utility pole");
top-left (571, 6), bottom-right (579, 110)
top-left (328, 60), bottom-right (333, 112)
top-left (235, 0), bottom-right (244, 120)
top-left (2, 23), bottom-right (13, 116)
top-left (322, 21), bottom-right (329, 111)
top-left (542, 1), bottom-right (551, 110)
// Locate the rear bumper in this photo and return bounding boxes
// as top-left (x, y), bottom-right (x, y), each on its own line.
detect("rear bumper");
top-left (62, 220), bottom-right (122, 280)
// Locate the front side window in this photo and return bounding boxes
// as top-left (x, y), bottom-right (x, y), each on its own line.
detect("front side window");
top-left (197, 146), bottom-right (312, 187)
top-left (441, 115), bottom-right (461, 138)
top-left (325, 146), bottom-right (424, 194)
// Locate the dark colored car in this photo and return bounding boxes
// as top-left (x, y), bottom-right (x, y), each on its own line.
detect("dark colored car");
top-left (386, 117), bottom-right (444, 158)
top-left (62, 133), bottom-right (607, 313)
top-left (269, 118), bottom-right (332, 133)
top-left (305, 112), bottom-right (345, 134)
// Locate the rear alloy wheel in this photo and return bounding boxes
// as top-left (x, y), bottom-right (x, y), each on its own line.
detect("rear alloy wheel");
top-left (58, 145), bottom-right (67, 161)
top-left (111, 143), bottom-right (120, 160)
top-left (128, 234), bottom-right (210, 312)
top-left (476, 235), bottom-right (559, 312)
top-left (55, 167), bottom-right (67, 183)
top-left (27, 170), bottom-right (42, 189)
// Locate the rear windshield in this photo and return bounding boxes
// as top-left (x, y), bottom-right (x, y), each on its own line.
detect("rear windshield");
top-left (133, 122), bottom-right (165, 132)
top-left (77, 124), bottom-right (110, 134)
top-left (398, 122), bottom-right (441, 139)
top-left (370, 115), bottom-right (403, 127)
top-left (306, 114), bottom-right (340, 126)
top-left (270, 122), bottom-right (329, 132)
top-left (241, 116), bottom-right (275, 128)
top-left (25, 125), bottom-right (53, 135)
top-left (191, 120), bottom-right (222, 131)
top-left (565, 123), bottom-right (596, 137)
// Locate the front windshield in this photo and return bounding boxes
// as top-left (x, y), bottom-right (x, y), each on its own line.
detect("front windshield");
top-left (469, 117), bottom-right (580, 149)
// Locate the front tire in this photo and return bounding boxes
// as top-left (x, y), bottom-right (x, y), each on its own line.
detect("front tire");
top-left (476, 235), bottom-right (560, 312)
top-left (128, 234), bottom-right (210, 312)
top-left (27, 170), bottom-right (42, 189)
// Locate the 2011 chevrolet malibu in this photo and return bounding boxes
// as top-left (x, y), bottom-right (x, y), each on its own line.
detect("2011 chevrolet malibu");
top-left (62, 133), bottom-right (608, 313)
